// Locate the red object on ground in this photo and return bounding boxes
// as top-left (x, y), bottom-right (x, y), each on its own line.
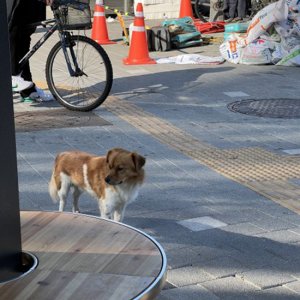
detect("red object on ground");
top-left (123, 2), bottom-right (156, 65)
top-left (194, 21), bottom-right (225, 34)
top-left (91, 0), bottom-right (116, 44)
top-left (179, 0), bottom-right (194, 19)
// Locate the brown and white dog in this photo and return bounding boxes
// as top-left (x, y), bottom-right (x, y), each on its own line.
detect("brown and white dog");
top-left (48, 148), bottom-right (146, 222)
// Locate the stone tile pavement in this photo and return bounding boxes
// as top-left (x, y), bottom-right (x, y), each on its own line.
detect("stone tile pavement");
top-left (12, 15), bottom-right (300, 299)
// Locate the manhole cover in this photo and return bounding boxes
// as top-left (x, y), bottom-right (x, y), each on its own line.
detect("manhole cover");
top-left (15, 109), bottom-right (111, 132)
top-left (228, 99), bottom-right (300, 119)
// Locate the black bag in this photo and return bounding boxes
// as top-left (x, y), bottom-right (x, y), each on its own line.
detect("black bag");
top-left (146, 28), bottom-right (154, 51)
top-left (150, 26), bottom-right (172, 52)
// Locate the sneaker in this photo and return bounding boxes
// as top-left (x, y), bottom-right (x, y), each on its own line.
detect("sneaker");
top-left (12, 76), bottom-right (34, 92)
top-left (21, 88), bottom-right (54, 103)
top-left (35, 87), bottom-right (55, 101)
top-left (21, 96), bottom-right (36, 103)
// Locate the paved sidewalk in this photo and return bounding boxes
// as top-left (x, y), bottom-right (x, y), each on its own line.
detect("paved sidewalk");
top-left (13, 18), bottom-right (300, 299)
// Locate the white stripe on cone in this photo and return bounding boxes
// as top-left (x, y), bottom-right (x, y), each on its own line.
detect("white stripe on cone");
top-left (94, 12), bottom-right (105, 17)
top-left (135, 11), bottom-right (144, 17)
top-left (132, 26), bottom-right (145, 32)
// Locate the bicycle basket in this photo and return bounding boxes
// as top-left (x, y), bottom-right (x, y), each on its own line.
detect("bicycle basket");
top-left (56, 0), bottom-right (92, 30)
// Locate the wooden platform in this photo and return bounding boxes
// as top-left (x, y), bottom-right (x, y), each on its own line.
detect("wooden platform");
top-left (0, 211), bottom-right (167, 300)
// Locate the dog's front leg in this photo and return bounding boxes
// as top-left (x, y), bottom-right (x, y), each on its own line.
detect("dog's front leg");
top-left (98, 199), bottom-right (112, 219)
top-left (113, 205), bottom-right (125, 222)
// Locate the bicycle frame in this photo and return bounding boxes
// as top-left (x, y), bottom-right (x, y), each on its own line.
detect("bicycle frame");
top-left (19, 7), bottom-right (83, 78)
top-left (18, 19), bottom-right (58, 71)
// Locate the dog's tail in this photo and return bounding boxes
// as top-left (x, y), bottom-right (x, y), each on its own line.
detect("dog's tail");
top-left (49, 169), bottom-right (59, 203)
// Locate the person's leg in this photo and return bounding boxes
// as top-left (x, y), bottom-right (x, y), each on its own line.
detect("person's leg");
top-left (9, 25), bottom-right (21, 76)
top-left (18, 28), bottom-right (54, 101)
top-left (9, 4), bottom-right (34, 92)
top-left (237, 0), bottom-right (247, 18)
top-left (228, 0), bottom-right (238, 18)
top-left (18, 28), bottom-right (37, 98)
top-left (225, 0), bottom-right (238, 21)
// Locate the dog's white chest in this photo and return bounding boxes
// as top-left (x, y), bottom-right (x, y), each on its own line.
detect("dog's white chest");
top-left (104, 184), bottom-right (140, 207)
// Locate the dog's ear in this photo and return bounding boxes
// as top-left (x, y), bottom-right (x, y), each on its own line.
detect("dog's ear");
top-left (131, 152), bottom-right (146, 171)
top-left (106, 148), bottom-right (123, 165)
top-left (106, 148), bottom-right (128, 165)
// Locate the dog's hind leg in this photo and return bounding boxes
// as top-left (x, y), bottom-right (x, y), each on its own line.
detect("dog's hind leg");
top-left (72, 187), bottom-right (82, 213)
top-left (58, 173), bottom-right (71, 212)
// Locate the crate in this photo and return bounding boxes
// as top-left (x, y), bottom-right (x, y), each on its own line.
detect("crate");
top-left (56, 0), bottom-right (92, 30)
top-left (224, 22), bottom-right (249, 33)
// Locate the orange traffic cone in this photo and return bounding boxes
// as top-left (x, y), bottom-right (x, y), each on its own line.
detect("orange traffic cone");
top-left (179, 0), bottom-right (194, 19)
top-left (91, 0), bottom-right (116, 44)
top-left (123, 2), bottom-right (156, 65)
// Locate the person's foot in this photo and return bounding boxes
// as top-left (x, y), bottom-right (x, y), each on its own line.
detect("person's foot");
top-left (12, 76), bottom-right (34, 92)
top-left (35, 87), bottom-right (55, 101)
top-left (21, 87), bottom-right (54, 103)
top-left (232, 17), bottom-right (243, 23)
top-left (225, 18), bottom-right (234, 23)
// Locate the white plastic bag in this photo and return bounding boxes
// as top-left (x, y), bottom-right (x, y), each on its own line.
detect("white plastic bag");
top-left (239, 39), bottom-right (273, 64)
top-left (276, 45), bottom-right (300, 66)
top-left (156, 54), bottom-right (225, 64)
top-left (238, 0), bottom-right (289, 47)
top-left (219, 40), bottom-right (242, 64)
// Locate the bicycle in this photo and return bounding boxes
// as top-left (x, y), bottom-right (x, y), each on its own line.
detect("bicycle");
top-left (19, 0), bottom-right (113, 112)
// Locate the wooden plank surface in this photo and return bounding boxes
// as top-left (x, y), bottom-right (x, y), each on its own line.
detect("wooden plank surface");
top-left (0, 211), bottom-right (166, 300)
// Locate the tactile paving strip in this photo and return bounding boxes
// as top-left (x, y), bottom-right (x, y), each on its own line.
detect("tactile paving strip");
top-left (104, 97), bottom-right (300, 214)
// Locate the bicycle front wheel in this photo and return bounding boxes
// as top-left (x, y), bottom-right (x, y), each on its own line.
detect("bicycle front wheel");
top-left (46, 35), bottom-right (113, 112)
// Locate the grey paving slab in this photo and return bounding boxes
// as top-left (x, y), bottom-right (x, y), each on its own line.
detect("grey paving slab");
top-left (236, 268), bottom-right (297, 289)
top-left (222, 222), bottom-right (267, 236)
top-left (255, 230), bottom-right (300, 244)
top-left (178, 216), bottom-right (227, 232)
top-left (167, 266), bottom-right (215, 287)
top-left (165, 247), bottom-right (206, 269)
top-left (188, 244), bottom-right (241, 265)
top-left (194, 256), bottom-right (250, 279)
top-left (201, 276), bottom-right (258, 300)
top-left (289, 227), bottom-right (300, 235)
top-left (284, 281), bottom-right (300, 294)
top-left (226, 247), bottom-right (288, 270)
top-left (247, 215), bottom-right (298, 232)
top-left (270, 257), bottom-right (300, 280)
top-left (244, 286), bottom-right (300, 300)
top-left (158, 284), bottom-right (220, 300)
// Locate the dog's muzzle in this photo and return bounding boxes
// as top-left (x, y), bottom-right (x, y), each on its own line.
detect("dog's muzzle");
top-left (105, 177), bottom-right (122, 185)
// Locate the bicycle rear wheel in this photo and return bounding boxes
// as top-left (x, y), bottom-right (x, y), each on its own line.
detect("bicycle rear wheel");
top-left (46, 35), bottom-right (113, 112)
top-left (194, 0), bottom-right (210, 22)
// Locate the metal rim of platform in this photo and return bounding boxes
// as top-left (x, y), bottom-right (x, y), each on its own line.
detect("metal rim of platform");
top-left (0, 251), bottom-right (39, 285)
top-left (79, 212), bottom-right (168, 300)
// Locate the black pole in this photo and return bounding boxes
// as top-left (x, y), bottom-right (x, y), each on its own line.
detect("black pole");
top-left (0, 0), bottom-right (23, 282)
